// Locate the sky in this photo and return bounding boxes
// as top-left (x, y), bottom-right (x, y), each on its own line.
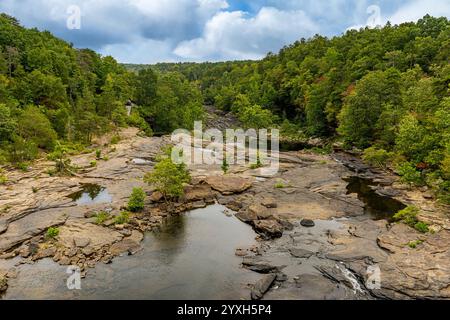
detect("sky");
top-left (1, 0), bottom-right (449, 64)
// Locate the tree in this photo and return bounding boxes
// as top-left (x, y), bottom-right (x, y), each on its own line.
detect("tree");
top-left (135, 68), bottom-right (157, 107)
top-left (144, 157), bottom-right (191, 200)
top-left (0, 104), bottom-right (16, 142)
top-left (17, 105), bottom-right (57, 150)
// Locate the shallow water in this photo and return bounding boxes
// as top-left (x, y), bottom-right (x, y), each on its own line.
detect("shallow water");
top-left (4, 205), bottom-right (260, 300)
top-left (67, 183), bottom-right (113, 205)
top-left (344, 176), bottom-right (406, 220)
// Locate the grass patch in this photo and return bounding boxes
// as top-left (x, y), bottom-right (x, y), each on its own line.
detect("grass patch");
top-left (392, 206), bottom-right (430, 233)
top-left (408, 239), bottom-right (423, 249)
top-left (114, 211), bottom-right (130, 225)
top-left (95, 211), bottom-right (110, 225)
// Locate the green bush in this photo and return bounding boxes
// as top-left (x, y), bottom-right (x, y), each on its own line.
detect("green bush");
top-left (414, 221), bottom-right (429, 233)
top-left (128, 187), bottom-right (145, 212)
top-left (274, 181), bottom-right (285, 189)
top-left (114, 211), bottom-right (130, 225)
top-left (397, 162), bottom-right (423, 185)
top-left (362, 147), bottom-right (393, 168)
top-left (144, 156), bottom-right (191, 200)
top-left (393, 206), bottom-right (430, 233)
top-left (45, 227), bottom-right (59, 240)
top-left (95, 149), bottom-right (101, 159)
top-left (90, 160), bottom-right (97, 167)
top-left (95, 211), bottom-right (110, 225)
top-left (221, 157), bottom-right (229, 174)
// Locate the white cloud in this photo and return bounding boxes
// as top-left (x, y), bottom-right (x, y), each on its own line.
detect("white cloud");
top-left (388, 0), bottom-right (450, 24)
top-left (174, 7), bottom-right (318, 61)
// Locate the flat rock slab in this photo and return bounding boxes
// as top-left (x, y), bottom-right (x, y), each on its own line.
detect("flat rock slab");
top-left (205, 176), bottom-right (252, 195)
top-left (58, 220), bottom-right (123, 251)
top-left (251, 274), bottom-right (276, 300)
top-left (0, 209), bottom-right (67, 254)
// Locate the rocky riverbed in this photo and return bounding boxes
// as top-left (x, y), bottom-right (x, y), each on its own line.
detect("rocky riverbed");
top-left (0, 126), bottom-right (449, 299)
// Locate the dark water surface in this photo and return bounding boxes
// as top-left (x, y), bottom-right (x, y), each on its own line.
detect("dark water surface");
top-left (67, 183), bottom-right (112, 205)
top-left (344, 176), bottom-right (406, 220)
top-left (4, 205), bottom-right (259, 300)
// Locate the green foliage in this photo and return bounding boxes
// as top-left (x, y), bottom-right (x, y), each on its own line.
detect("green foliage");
top-left (110, 135), bottom-right (121, 145)
top-left (127, 187), bottom-right (146, 212)
top-left (393, 206), bottom-right (430, 233)
top-left (95, 211), bottom-right (110, 225)
top-left (238, 104), bottom-right (275, 129)
top-left (90, 160), bottom-right (97, 167)
top-left (408, 239), bottom-right (423, 249)
top-left (144, 156), bottom-right (191, 200)
top-left (47, 141), bottom-right (75, 175)
top-left (221, 157), bottom-right (229, 174)
top-left (45, 227), bottom-right (59, 240)
top-left (397, 162), bottom-right (423, 185)
top-left (274, 181), bottom-right (285, 189)
top-left (0, 173), bottom-right (7, 184)
top-left (114, 211), bottom-right (130, 225)
top-left (95, 149), bottom-right (101, 160)
top-left (362, 147), bottom-right (393, 168)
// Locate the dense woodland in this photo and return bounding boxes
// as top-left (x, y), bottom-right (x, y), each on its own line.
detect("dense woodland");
top-left (0, 13), bottom-right (203, 166)
top-left (131, 15), bottom-right (450, 203)
top-left (0, 13), bottom-right (449, 203)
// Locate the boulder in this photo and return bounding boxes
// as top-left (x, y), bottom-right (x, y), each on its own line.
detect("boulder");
top-left (242, 257), bottom-right (281, 273)
top-left (34, 246), bottom-right (57, 260)
top-left (261, 198), bottom-right (277, 208)
top-left (235, 209), bottom-right (257, 223)
top-left (248, 204), bottom-right (273, 220)
top-left (74, 237), bottom-right (90, 248)
top-left (251, 274), bottom-right (277, 300)
top-left (58, 220), bottom-right (123, 251)
top-left (289, 248), bottom-right (314, 259)
top-left (109, 239), bottom-right (141, 256)
top-left (254, 220), bottom-right (284, 238)
top-left (149, 191), bottom-right (164, 202)
top-left (300, 219), bottom-right (315, 227)
top-left (205, 176), bottom-right (252, 195)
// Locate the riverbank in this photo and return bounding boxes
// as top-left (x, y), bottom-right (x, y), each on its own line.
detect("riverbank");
top-left (0, 127), bottom-right (449, 299)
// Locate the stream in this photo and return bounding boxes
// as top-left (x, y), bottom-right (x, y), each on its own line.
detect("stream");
top-left (3, 204), bottom-right (260, 300)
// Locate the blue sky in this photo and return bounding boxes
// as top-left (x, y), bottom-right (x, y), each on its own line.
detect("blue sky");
top-left (1, 0), bottom-right (449, 63)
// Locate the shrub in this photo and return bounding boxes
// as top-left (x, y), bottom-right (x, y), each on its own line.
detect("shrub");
top-left (393, 206), bottom-right (430, 233)
top-left (95, 149), bottom-right (102, 159)
top-left (362, 147), bottom-right (393, 168)
top-left (95, 211), bottom-right (110, 225)
top-left (90, 160), bottom-right (97, 167)
top-left (128, 187), bottom-right (145, 212)
top-left (45, 227), bottom-right (59, 240)
top-left (221, 157), bottom-right (229, 174)
top-left (414, 221), bottom-right (429, 233)
top-left (144, 156), bottom-right (190, 200)
top-left (274, 181), bottom-right (285, 189)
top-left (114, 211), bottom-right (130, 225)
top-left (397, 162), bottom-right (423, 185)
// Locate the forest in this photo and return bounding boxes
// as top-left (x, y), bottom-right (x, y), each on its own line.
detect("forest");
top-left (0, 13), bottom-right (203, 166)
top-left (131, 15), bottom-right (450, 203)
top-left (0, 13), bottom-right (449, 203)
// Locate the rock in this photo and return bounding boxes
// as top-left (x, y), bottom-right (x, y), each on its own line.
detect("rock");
top-left (18, 244), bottom-right (31, 258)
top-left (58, 256), bottom-right (71, 265)
top-left (289, 248), bottom-right (314, 258)
top-left (81, 247), bottom-right (95, 257)
top-left (235, 248), bottom-right (248, 257)
top-left (183, 184), bottom-right (215, 202)
top-left (300, 219), bottom-right (315, 227)
top-left (242, 257), bottom-right (281, 273)
top-left (0, 274), bottom-right (8, 294)
top-left (226, 200), bottom-right (242, 211)
top-left (253, 220), bottom-right (284, 238)
top-left (34, 247), bottom-right (57, 260)
top-left (73, 237), bottom-right (90, 248)
top-left (102, 255), bottom-right (113, 264)
top-left (58, 220), bottom-right (123, 251)
top-left (205, 176), bottom-right (252, 195)
top-left (261, 198), bottom-right (277, 208)
top-left (235, 209), bottom-right (257, 223)
top-left (150, 191), bottom-right (163, 202)
top-left (251, 274), bottom-right (276, 300)
top-left (84, 211), bottom-right (97, 218)
top-left (109, 239), bottom-right (141, 256)
top-left (248, 204), bottom-right (273, 220)
top-left (65, 247), bottom-right (78, 257)
top-left (191, 201), bottom-right (207, 209)
top-left (128, 230), bottom-right (144, 244)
